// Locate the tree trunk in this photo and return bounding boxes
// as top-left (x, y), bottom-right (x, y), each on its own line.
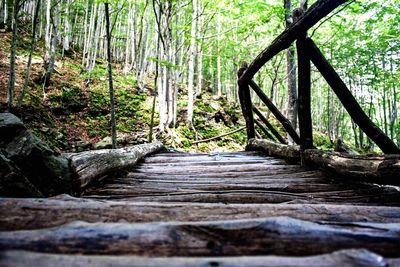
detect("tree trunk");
top-left (17, 0), bottom-right (41, 107)
top-left (7, 0), bottom-right (19, 110)
top-left (284, 0), bottom-right (298, 144)
top-left (186, 0), bottom-right (197, 125)
top-left (104, 2), bottom-right (117, 149)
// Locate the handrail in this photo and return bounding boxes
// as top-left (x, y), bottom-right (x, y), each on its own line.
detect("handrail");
top-left (238, 0), bottom-right (400, 155)
top-left (239, 0), bottom-right (349, 85)
top-left (249, 80), bottom-right (301, 145)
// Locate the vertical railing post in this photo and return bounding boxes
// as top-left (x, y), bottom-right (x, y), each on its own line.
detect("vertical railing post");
top-left (237, 62), bottom-right (255, 140)
top-left (295, 9), bottom-right (313, 157)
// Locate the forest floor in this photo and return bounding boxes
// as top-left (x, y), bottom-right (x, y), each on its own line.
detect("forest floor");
top-left (0, 31), bottom-right (263, 152)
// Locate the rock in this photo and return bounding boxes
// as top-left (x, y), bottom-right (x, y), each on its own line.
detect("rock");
top-left (74, 140), bottom-right (93, 152)
top-left (0, 113), bottom-right (76, 197)
top-left (210, 102), bottom-right (220, 111)
top-left (94, 137), bottom-right (113, 150)
top-left (0, 153), bottom-right (43, 197)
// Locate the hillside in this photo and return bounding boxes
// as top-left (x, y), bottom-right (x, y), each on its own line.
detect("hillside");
top-left (0, 31), bottom-right (249, 152)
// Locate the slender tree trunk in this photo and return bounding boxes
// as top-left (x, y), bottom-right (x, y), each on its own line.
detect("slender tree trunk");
top-left (0, 0), bottom-right (5, 29)
top-left (7, 0), bottom-right (19, 111)
top-left (63, 0), bottom-right (71, 55)
top-left (17, 0), bottom-right (41, 108)
top-left (104, 2), bottom-right (117, 149)
top-left (284, 0), bottom-right (298, 144)
top-left (186, 0), bottom-right (197, 125)
top-left (216, 13), bottom-right (221, 96)
top-left (6, 0), bottom-right (12, 30)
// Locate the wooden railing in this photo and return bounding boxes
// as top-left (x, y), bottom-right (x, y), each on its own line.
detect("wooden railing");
top-left (238, 0), bottom-right (400, 154)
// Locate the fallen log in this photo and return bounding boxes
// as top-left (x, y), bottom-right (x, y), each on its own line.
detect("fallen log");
top-left (1, 249), bottom-right (397, 267)
top-left (304, 149), bottom-right (400, 185)
top-left (66, 142), bottom-right (164, 189)
top-left (1, 196), bottom-right (400, 231)
top-left (1, 217), bottom-right (399, 256)
top-left (0, 112), bottom-right (164, 196)
top-left (246, 138), bottom-right (300, 161)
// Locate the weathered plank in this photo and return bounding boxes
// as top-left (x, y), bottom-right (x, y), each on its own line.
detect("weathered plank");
top-left (1, 249), bottom-right (397, 267)
top-left (1, 217), bottom-right (400, 256)
top-left (2, 196), bottom-right (400, 231)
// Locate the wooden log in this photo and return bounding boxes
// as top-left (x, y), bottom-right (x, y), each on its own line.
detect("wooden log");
top-left (237, 62), bottom-right (255, 139)
top-left (192, 127), bottom-right (246, 145)
top-left (1, 217), bottom-right (400, 256)
top-left (239, 0), bottom-right (349, 84)
top-left (254, 120), bottom-right (275, 140)
top-left (67, 142), bottom-right (164, 189)
top-left (2, 196), bottom-right (400, 231)
top-left (1, 249), bottom-right (397, 267)
top-left (249, 80), bottom-right (301, 144)
top-left (296, 31), bottom-right (313, 151)
top-left (247, 138), bottom-right (300, 161)
top-left (305, 38), bottom-right (400, 154)
top-left (303, 149), bottom-right (400, 185)
top-left (253, 106), bottom-right (287, 144)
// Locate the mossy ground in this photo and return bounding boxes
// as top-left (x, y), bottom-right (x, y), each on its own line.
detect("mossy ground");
top-left (0, 31), bottom-right (251, 152)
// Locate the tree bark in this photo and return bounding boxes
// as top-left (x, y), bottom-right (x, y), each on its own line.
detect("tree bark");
top-left (303, 149), bottom-right (400, 185)
top-left (186, 0), bottom-right (197, 125)
top-left (17, 0), bottom-right (41, 107)
top-left (104, 2), bottom-right (117, 149)
top-left (7, 0), bottom-right (19, 110)
top-left (284, 0), bottom-right (298, 143)
top-left (1, 217), bottom-right (399, 256)
top-left (2, 196), bottom-right (400, 231)
top-left (247, 138), bottom-right (300, 161)
top-left (67, 142), bottom-right (164, 189)
top-left (1, 249), bottom-right (398, 267)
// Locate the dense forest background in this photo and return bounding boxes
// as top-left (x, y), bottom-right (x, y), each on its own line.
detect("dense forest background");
top-left (0, 0), bottom-right (399, 153)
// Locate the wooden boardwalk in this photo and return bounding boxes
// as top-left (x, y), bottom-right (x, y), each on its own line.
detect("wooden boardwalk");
top-left (1, 151), bottom-right (400, 266)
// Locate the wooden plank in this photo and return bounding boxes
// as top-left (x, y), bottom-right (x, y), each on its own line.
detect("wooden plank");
top-left (305, 38), bottom-right (400, 154)
top-left (239, 0), bottom-right (349, 83)
top-left (83, 188), bottom-right (400, 205)
top-left (3, 197), bottom-right (400, 231)
top-left (1, 217), bottom-right (400, 256)
top-left (1, 249), bottom-right (397, 267)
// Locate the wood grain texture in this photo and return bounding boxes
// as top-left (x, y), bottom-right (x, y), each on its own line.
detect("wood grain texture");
top-left (1, 249), bottom-right (397, 267)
